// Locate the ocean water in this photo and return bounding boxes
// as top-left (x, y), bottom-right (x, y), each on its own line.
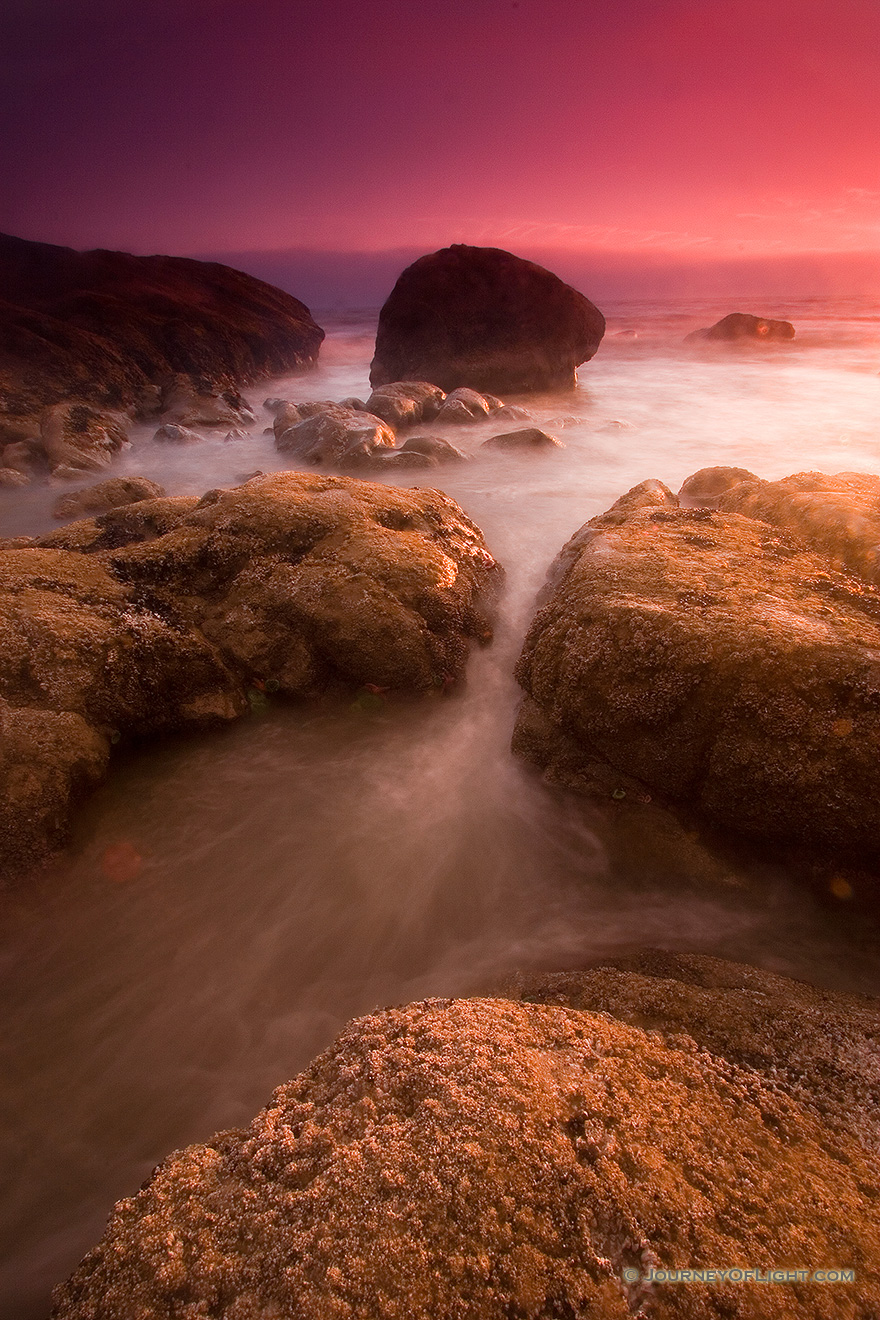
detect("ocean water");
top-left (1, 297), bottom-right (880, 1317)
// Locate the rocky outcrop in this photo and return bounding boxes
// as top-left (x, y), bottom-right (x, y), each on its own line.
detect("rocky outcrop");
top-left (369, 244), bottom-right (605, 393)
top-left (687, 313), bottom-right (795, 342)
top-left (51, 954), bottom-right (880, 1319)
top-left (52, 477), bottom-right (166, 521)
top-left (0, 473), bottom-right (501, 878)
top-left (514, 473), bottom-right (880, 895)
top-left (40, 403), bottom-right (130, 475)
top-left (0, 231), bottom-right (324, 436)
top-left (719, 470), bottom-right (880, 586)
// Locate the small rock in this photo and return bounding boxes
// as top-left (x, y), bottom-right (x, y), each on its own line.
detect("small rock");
top-left (481, 428), bottom-right (562, 450)
top-left (0, 467), bottom-right (29, 487)
top-left (153, 424), bottom-right (203, 443)
top-left (399, 435), bottom-right (468, 463)
top-left (52, 477), bottom-right (166, 520)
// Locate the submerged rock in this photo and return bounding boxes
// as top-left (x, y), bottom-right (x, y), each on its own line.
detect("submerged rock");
top-left (514, 473), bottom-right (880, 891)
top-left (0, 473), bottom-right (501, 878)
top-left (51, 955), bottom-right (880, 1319)
top-left (398, 434), bottom-right (468, 463)
top-left (52, 477), bottom-right (166, 521)
top-left (481, 427), bottom-right (562, 451)
top-left (152, 423), bottom-right (203, 444)
top-left (370, 244), bottom-right (605, 394)
top-left (433, 386), bottom-right (494, 424)
top-left (687, 312), bottom-right (796, 343)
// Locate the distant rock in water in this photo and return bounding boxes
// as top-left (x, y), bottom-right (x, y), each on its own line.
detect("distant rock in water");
top-left (0, 473), bottom-right (501, 880)
top-left (514, 471), bottom-right (880, 901)
top-left (0, 231), bottom-right (324, 425)
top-left (369, 244), bottom-right (605, 393)
top-left (687, 312), bottom-right (796, 342)
top-left (51, 955), bottom-right (880, 1319)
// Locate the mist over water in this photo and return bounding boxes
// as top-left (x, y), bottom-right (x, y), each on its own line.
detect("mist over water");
top-left (2, 297), bottom-right (880, 1318)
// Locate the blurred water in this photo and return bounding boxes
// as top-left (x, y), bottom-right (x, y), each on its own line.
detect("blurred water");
top-left (1, 298), bottom-right (879, 1318)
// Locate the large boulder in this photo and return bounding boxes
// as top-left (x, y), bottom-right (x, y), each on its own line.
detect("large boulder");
top-left (0, 231), bottom-right (324, 434)
top-left (51, 954), bottom-right (880, 1320)
top-left (687, 313), bottom-right (795, 343)
top-left (514, 474), bottom-right (880, 892)
top-left (369, 244), bottom-right (605, 394)
top-left (0, 473), bottom-right (501, 878)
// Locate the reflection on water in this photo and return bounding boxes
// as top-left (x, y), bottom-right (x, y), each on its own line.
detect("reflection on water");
top-left (1, 297), bottom-right (879, 1317)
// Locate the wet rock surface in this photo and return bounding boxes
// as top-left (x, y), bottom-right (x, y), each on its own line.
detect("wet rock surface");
top-left (514, 473), bottom-right (880, 894)
top-left (52, 954), bottom-right (880, 1320)
top-left (274, 404), bottom-right (397, 467)
top-left (0, 473), bottom-right (501, 878)
top-left (369, 244), bottom-right (606, 394)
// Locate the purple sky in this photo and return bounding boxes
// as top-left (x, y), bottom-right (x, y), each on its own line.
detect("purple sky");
top-left (1, 0), bottom-right (879, 296)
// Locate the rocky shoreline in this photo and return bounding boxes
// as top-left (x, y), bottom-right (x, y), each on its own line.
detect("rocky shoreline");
top-left (3, 239), bottom-right (877, 1317)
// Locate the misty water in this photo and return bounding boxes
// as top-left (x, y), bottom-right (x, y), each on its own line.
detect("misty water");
top-left (2, 298), bottom-right (880, 1317)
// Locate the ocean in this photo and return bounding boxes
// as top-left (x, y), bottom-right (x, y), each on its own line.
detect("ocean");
top-left (1, 296), bottom-right (879, 1316)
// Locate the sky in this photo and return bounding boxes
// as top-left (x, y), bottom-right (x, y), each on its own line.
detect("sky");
top-left (1, 0), bottom-right (879, 297)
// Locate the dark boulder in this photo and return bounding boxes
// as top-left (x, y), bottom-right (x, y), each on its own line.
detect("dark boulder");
top-left (0, 231), bottom-right (324, 427)
top-left (687, 312), bottom-right (795, 343)
top-left (369, 244), bottom-right (605, 394)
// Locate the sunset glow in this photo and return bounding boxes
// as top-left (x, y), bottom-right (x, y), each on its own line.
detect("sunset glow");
top-left (2, 0), bottom-right (878, 265)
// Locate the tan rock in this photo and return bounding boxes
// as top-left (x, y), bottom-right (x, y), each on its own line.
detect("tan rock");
top-left (51, 963), bottom-right (880, 1319)
top-left (1, 473), bottom-right (501, 877)
top-left (275, 405), bottom-right (396, 467)
top-left (514, 476), bottom-right (880, 889)
top-left (52, 477), bottom-right (166, 521)
top-left (720, 470), bottom-right (880, 586)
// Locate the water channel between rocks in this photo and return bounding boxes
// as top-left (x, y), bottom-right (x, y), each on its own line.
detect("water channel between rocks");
top-left (1, 298), bottom-right (879, 1318)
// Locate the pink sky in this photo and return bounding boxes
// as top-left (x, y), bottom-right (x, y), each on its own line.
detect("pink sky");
top-left (1, 0), bottom-right (878, 263)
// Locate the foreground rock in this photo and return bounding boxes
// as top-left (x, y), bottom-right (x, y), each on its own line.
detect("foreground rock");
top-left (0, 231), bottom-right (324, 451)
top-left (52, 954), bottom-right (880, 1319)
top-left (0, 473), bottom-right (501, 878)
top-left (719, 470), bottom-right (880, 586)
top-left (370, 244), bottom-right (606, 393)
top-left (687, 312), bottom-right (795, 342)
top-left (514, 473), bottom-right (880, 893)
top-left (52, 477), bottom-right (166, 521)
